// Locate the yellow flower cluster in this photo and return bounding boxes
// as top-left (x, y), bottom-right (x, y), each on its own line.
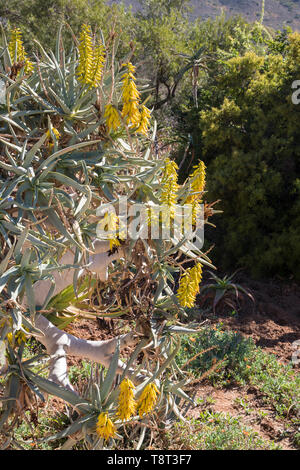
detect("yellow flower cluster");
top-left (46, 127), bottom-right (60, 150)
top-left (136, 105), bottom-right (151, 135)
top-left (105, 62), bottom-right (151, 135)
top-left (7, 330), bottom-right (27, 346)
top-left (163, 158), bottom-right (179, 181)
top-left (77, 24), bottom-right (105, 88)
top-left (92, 42), bottom-right (106, 86)
top-left (160, 158), bottom-right (179, 220)
top-left (121, 62), bottom-right (141, 127)
top-left (188, 161), bottom-right (206, 198)
top-left (186, 160), bottom-right (206, 225)
top-left (177, 262), bottom-right (203, 308)
top-left (8, 28), bottom-right (33, 75)
top-left (104, 104), bottom-right (121, 132)
top-left (116, 378), bottom-right (136, 421)
top-left (96, 412), bottom-right (116, 441)
top-left (137, 382), bottom-right (160, 418)
top-left (95, 380), bottom-right (160, 441)
top-left (97, 211), bottom-right (121, 250)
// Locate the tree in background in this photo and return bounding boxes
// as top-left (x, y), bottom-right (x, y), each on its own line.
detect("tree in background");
top-left (0, 0), bottom-right (133, 52)
top-left (196, 32), bottom-right (300, 279)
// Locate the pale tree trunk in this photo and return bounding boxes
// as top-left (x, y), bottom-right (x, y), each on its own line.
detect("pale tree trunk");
top-left (24, 240), bottom-right (144, 391)
top-left (34, 314), bottom-right (139, 391)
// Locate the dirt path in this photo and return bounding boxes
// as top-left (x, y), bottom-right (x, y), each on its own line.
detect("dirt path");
top-left (186, 384), bottom-right (296, 450)
top-left (185, 274), bottom-right (300, 450)
top-left (199, 274), bottom-right (300, 365)
top-left (62, 275), bottom-right (299, 450)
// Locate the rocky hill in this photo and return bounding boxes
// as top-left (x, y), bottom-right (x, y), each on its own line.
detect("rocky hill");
top-left (110, 0), bottom-right (300, 31)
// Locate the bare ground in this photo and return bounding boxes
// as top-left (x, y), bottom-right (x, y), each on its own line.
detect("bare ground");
top-left (50, 274), bottom-right (300, 450)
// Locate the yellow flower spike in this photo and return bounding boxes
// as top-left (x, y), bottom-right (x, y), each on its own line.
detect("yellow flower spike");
top-left (177, 262), bottom-right (203, 308)
top-left (8, 28), bottom-right (33, 75)
top-left (77, 24), bottom-right (94, 86)
top-left (160, 158), bottom-right (179, 220)
top-left (190, 160), bottom-right (206, 193)
top-left (137, 382), bottom-right (160, 418)
top-left (104, 104), bottom-right (121, 132)
top-left (136, 105), bottom-right (151, 135)
top-left (191, 199), bottom-right (201, 226)
top-left (90, 41), bottom-right (106, 87)
top-left (77, 24), bottom-right (106, 88)
top-left (121, 62), bottom-right (141, 127)
top-left (97, 211), bottom-right (120, 250)
top-left (46, 128), bottom-right (60, 150)
top-left (186, 160), bottom-right (206, 205)
top-left (96, 412), bottom-right (116, 441)
top-left (162, 158), bottom-right (179, 182)
top-left (116, 378), bottom-right (137, 422)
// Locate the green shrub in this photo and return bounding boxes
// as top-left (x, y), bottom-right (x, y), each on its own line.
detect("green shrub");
top-left (177, 32), bottom-right (300, 279)
top-left (201, 34), bottom-right (300, 279)
top-left (177, 326), bottom-right (300, 418)
top-left (165, 413), bottom-right (281, 450)
top-left (176, 326), bottom-right (256, 386)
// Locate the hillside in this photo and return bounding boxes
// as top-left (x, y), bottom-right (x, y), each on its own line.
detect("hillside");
top-left (110, 0), bottom-right (300, 31)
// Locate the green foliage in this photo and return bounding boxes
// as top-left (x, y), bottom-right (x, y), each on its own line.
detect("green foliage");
top-left (177, 326), bottom-right (300, 418)
top-left (247, 347), bottom-right (300, 418)
top-left (200, 270), bottom-right (254, 313)
top-left (0, 0), bottom-right (133, 53)
top-left (69, 360), bottom-right (92, 385)
top-left (165, 413), bottom-right (281, 450)
top-left (4, 409), bottom-right (70, 450)
top-left (177, 326), bottom-right (256, 386)
top-left (188, 33), bottom-right (300, 279)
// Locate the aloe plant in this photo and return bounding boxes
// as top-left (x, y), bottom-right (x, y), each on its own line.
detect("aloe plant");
top-left (0, 23), bottom-right (218, 450)
top-left (201, 271), bottom-right (255, 314)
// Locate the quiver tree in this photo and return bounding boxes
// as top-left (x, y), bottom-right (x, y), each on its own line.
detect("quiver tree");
top-left (0, 24), bottom-right (216, 449)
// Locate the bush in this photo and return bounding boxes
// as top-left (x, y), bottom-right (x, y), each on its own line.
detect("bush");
top-left (197, 33), bottom-right (300, 279)
top-left (177, 326), bottom-right (300, 418)
top-left (176, 326), bottom-right (256, 386)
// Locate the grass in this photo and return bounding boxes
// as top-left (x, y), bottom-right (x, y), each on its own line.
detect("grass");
top-left (176, 325), bottom-right (300, 419)
top-left (3, 410), bottom-right (69, 450)
top-left (162, 412), bottom-right (281, 450)
top-left (69, 360), bottom-right (92, 386)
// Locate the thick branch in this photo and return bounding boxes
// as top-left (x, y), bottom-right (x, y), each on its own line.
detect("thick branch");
top-left (27, 240), bottom-right (124, 307)
top-left (24, 241), bottom-right (145, 391)
top-left (34, 314), bottom-right (140, 391)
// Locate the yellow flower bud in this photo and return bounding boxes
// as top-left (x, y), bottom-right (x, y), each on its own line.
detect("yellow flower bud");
top-left (8, 28), bottom-right (33, 75)
top-left (137, 382), bottom-right (160, 418)
top-left (116, 378), bottom-right (137, 421)
top-left (177, 262), bottom-right (203, 308)
top-left (96, 412), bottom-right (116, 441)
